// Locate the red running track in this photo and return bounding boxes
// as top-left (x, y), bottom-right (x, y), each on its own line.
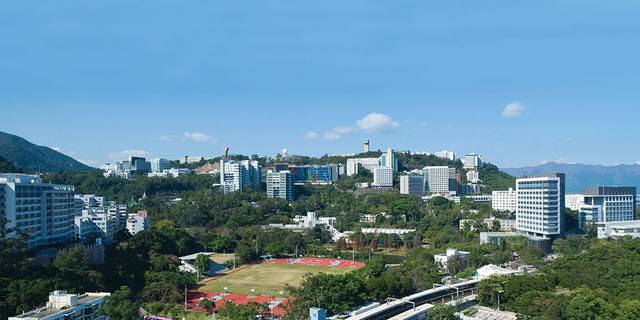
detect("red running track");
top-left (187, 290), bottom-right (291, 317)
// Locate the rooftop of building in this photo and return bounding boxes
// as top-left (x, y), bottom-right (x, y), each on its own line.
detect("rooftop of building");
top-left (179, 252), bottom-right (215, 261)
top-left (0, 173), bottom-right (43, 184)
top-left (10, 291), bottom-right (110, 319)
top-left (480, 231), bottom-right (520, 237)
top-left (584, 186), bottom-right (637, 195)
top-left (460, 306), bottom-right (517, 320)
top-left (597, 220), bottom-right (640, 227)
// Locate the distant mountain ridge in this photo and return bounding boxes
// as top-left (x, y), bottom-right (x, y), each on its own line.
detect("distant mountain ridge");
top-left (504, 162), bottom-right (640, 193)
top-left (0, 131), bottom-right (93, 173)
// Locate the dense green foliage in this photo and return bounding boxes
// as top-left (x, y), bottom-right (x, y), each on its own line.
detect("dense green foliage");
top-left (0, 131), bottom-right (93, 172)
top-left (0, 156), bottom-right (22, 173)
top-left (477, 236), bottom-right (640, 319)
top-left (0, 218), bottom-right (104, 319)
top-left (396, 153), bottom-right (463, 171)
top-left (100, 286), bottom-right (140, 320)
top-left (45, 171), bottom-right (218, 203)
top-left (478, 163), bottom-right (516, 192)
top-left (217, 302), bottom-right (266, 319)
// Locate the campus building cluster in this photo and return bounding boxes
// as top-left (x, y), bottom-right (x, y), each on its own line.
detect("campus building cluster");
top-left (101, 156), bottom-right (192, 180)
top-left (219, 159), bottom-right (261, 193)
top-left (0, 173), bottom-right (150, 249)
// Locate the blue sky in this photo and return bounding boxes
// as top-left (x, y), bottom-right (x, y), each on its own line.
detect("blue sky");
top-left (1, 1), bottom-right (639, 167)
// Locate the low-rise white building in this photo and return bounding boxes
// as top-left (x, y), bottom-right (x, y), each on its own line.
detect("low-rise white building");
top-left (9, 290), bottom-right (110, 320)
top-left (148, 168), bottom-right (192, 178)
top-left (126, 210), bottom-right (150, 235)
top-left (355, 182), bottom-right (370, 189)
top-left (360, 214), bottom-right (378, 223)
top-left (596, 220), bottom-right (640, 239)
top-left (346, 158), bottom-right (379, 176)
top-left (267, 212), bottom-right (348, 242)
top-left (434, 150), bottom-right (456, 161)
top-left (466, 195), bottom-right (492, 203)
top-left (360, 227), bottom-right (416, 238)
top-left (492, 188), bottom-right (517, 212)
top-left (74, 209), bottom-right (116, 243)
top-left (459, 218), bottom-right (517, 232)
top-left (434, 248), bottom-right (470, 271)
top-left (181, 156), bottom-right (205, 164)
top-left (565, 194), bottom-right (585, 211)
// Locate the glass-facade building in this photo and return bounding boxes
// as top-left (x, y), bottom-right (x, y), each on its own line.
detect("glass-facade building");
top-left (287, 165), bottom-right (338, 184)
top-left (579, 187), bottom-right (636, 228)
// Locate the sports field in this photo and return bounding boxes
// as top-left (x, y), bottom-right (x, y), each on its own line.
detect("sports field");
top-left (200, 259), bottom-right (361, 295)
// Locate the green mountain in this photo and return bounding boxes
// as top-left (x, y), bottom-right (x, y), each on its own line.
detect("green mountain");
top-left (0, 131), bottom-right (94, 173)
top-left (0, 156), bottom-right (22, 173)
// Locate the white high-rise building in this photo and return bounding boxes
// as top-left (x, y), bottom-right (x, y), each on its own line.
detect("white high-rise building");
top-left (463, 153), bottom-right (484, 170)
top-left (346, 158), bottom-right (380, 176)
top-left (0, 174), bottom-right (76, 248)
top-left (516, 173), bottom-right (565, 238)
top-left (434, 150), bottom-right (456, 161)
top-left (565, 194), bottom-right (585, 211)
top-left (372, 167), bottom-right (393, 187)
top-left (423, 166), bottom-right (457, 195)
top-left (492, 188), bottom-right (517, 212)
top-left (579, 187), bottom-right (636, 228)
top-left (220, 159), bottom-right (261, 192)
top-left (150, 158), bottom-right (171, 173)
top-left (266, 170), bottom-right (294, 202)
top-left (400, 175), bottom-right (425, 196)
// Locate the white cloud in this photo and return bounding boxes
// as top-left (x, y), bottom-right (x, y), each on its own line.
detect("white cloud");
top-left (325, 126), bottom-right (354, 140)
top-left (184, 131), bottom-right (216, 143)
top-left (356, 113), bottom-right (400, 133)
top-left (51, 146), bottom-right (63, 152)
top-left (502, 102), bottom-right (525, 118)
top-left (158, 135), bottom-right (176, 142)
top-left (303, 131), bottom-right (320, 140)
top-left (108, 150), bottom-right (150, 161)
